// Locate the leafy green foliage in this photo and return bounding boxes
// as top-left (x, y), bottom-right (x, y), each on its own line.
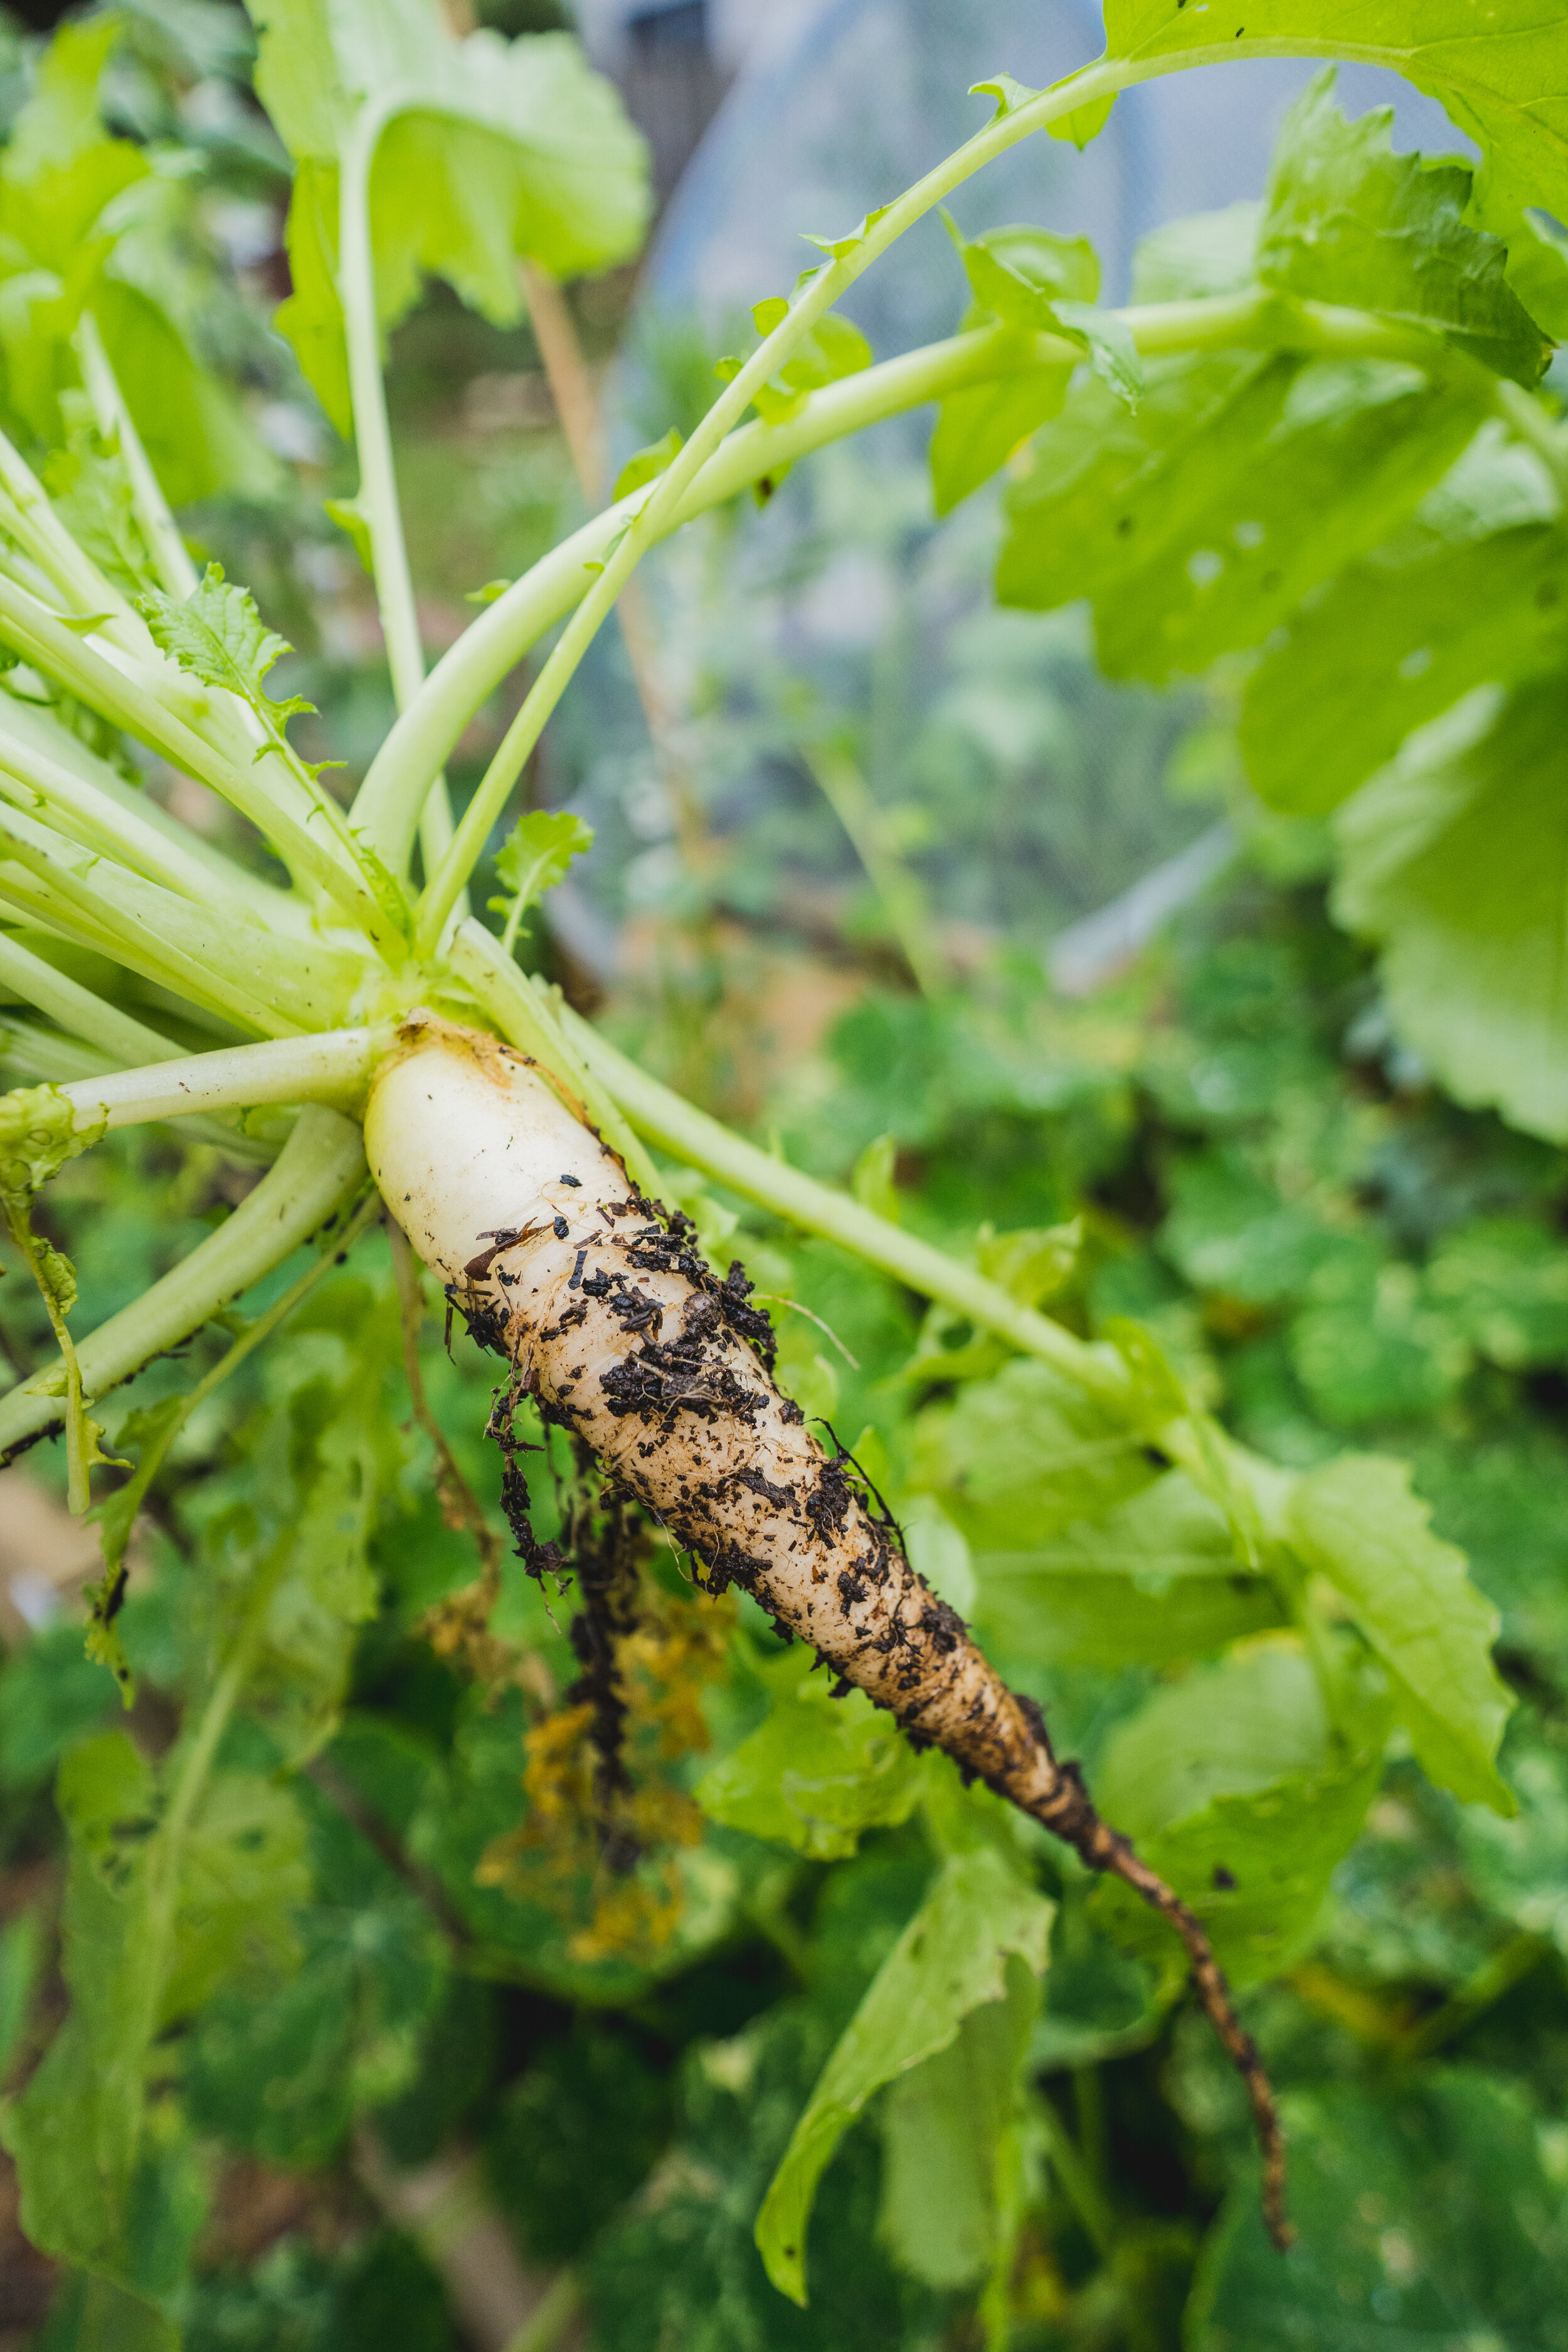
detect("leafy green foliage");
top-left (1287, 1453), bottom-right (1514, 1811)
top-left (140, 563), bottom-right (313, 732)
top-left (0, 13), bottom-right (272, 504)
top-left (1189, 2072), bottom-right (1568, 2350)
top-left (6, 11), bottom-right (1568, 2348)
top-left (878, 1954), bottom-right (1038, 2292)
top-left (487, 807), bottom-right (595, 949)
top-left (1257, 72), bottom-right (1547, 385)
top-left (1103, 0), bottom-right (1568, 302)
top-left (245, 0), bottom-right (649, 433)
top-left (696, 1644), bottom-right (923, 1861)
top-left (1332, 682), bottom-right (1568, 1145)
top-left (755, 1842), bottom-right (1051, 2303)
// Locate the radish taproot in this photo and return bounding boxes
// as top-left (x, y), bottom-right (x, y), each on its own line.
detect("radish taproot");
top-left (366, 1012), bottom-right (1292, 2245)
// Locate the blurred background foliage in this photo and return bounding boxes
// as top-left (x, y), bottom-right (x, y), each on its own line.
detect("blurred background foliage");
top-left (2, 4), bottom-right (1568, 2351)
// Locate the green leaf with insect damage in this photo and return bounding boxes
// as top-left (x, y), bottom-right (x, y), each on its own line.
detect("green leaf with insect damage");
top-left (755, 1843), bottom-right (1051, 2304)
top-left (1090, 1640), bottom-right (1391, 1983)
top-left (1189, 2074), bottom-right (1568, 2352)
top-left (1000, 345), bottom-right (1484, 684)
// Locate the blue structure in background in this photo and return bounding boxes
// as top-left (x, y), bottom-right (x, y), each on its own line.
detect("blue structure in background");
top-left (643, 0), bottom-right (1465, 337)
top-left (561, 3), bottom-right (1479, 975)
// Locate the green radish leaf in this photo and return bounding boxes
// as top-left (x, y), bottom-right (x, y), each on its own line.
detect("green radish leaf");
top-left (1103, 1), bottom-right (1568, 248)
top-left (929, 221), bottom-right (1096, 509)
top-left (695, 1645), bottom-right (923, 1862)
top-left (970, 74), bottom-right (1040, 123)
top-left (877, 1954), bottom-right (1039, 2290)
top-left (1333, 682), bottom-right (1568, 1143)
top-left (244, 0), bottom-right (649, 435)
top-left (1094, 1639), bottom-right (1338, 1837)
top-left (800, 204), bottom-right (891, 262)
top-left (324, 493), bottom-right (374, 573)
top-left (487, 808), bottom-right (595, 948)
top-left (1002, 348), bottom-right (1483, 682)
top-left (1241, 516), bottom-right (1568, 820)
top-left (1131, 199), bottom-right (1261, 302)
top-left (1466, 182), bottom-right (1568, 341)
top-left (1257, 72), bottom-right (1548, 385)
top-left (727, 308), bottom-right (874, 425)
top-left (1189, 2075), bottom-right (1568, 2352)
top-left (1, 1731), bottom-right (205, 2319)
top-left (613, 425), bottom-right (684, 501)
top-left (1087, 1636), bottom-right (1393, 1981)
top-left (929, 364), bottom-right (1073, 514)
top-left (0, 1907), bottom-right (42, 2079)
top-left (43, 412), bottom-right (159, 598)
top-left (977, 1564), bottom-right (1285, 1674)
top-left (755, 1845), bottom-right (1051, 2304)
top-left (911, 1355), bottom-right (1157, 1552)
top-left (0, 1078), bottom-right (87, 1204)
top-left (1163, 1149), bottom-right (1339, 1306)
top-left (1286, 1236), bottom-right (1473, 1428)
top-left (961, 225), bottom-right (1101, 327)
top-left (3, 14), bottom-right (121, 183)
top-left (139, 562), bottom-right (309, 728)
top-left (1285, 1451), bottom-right (1515, 1811)
top-left (1090, 1745), bottom-right (1387, 1984)
top-left (1052, 296), bottom-right (1145, 408)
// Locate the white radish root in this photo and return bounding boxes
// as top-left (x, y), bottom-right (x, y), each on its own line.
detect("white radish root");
top-left (366, 1013), bottom-right (1291, 2245)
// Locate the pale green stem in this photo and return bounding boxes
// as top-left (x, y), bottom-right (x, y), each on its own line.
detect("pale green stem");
top-left (409, 61), bottom-right (1134, 942)
top-left (801, 743), bottom-right (945, 997)
top-left (0, 413), bottom-right (142, 648)
top-left (337, 97), bottom-right (462, 900)
top-left (0, 1018), bottom-right (285, 1161)
top-left (0, 721), bottom-right (262, 909)
top-left (57, 1026), bottom-right (388, 1135)
top-left (359, 284), bottom-right (1530, 881)
top-left (0, 706), bottom-right (308, 933)
top-left (445, 918), bottom-right (660, 1192)
top-left (0, 927), bottom-right (186, 1068)
top-left (0, 569), bottom-right (397, 937)
top-left (75, 310), bottom-right (199, 601)
top-left (0, 807), bottom-right (351, 1036)
top-left (0, 1103), bottom-right (369, 1458)
top-left (559, 1005), bottom-right (1131, 1405)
